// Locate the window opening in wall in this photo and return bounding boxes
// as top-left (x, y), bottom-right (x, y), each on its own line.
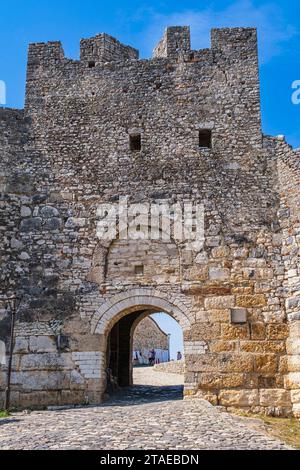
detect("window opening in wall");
top-left (88, 61), bottom-right (95, 68)
top-left (134, 265), bottom-right (144, 275)
top-left (130, 134), bottom-right (141, 151)
top-left (199, 129), bottom-right (212, 149)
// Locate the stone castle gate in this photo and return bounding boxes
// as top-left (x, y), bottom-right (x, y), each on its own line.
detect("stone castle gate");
top-left (0, 26), bottom-right (300, 417)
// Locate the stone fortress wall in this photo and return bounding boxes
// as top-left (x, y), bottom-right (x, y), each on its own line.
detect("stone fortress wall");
top-left (0, 26), bottom-right (300, 416)
top-left (133, 316), bottom-right (168, 352)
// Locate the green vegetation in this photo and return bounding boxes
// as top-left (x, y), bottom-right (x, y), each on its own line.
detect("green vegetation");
top-left (256, 415), bottom-right (300, 450)
top-left (231, 409), bottom-right (300, 449)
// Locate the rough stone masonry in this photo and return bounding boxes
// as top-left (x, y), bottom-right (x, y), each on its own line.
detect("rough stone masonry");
top-left (0, 26), bottom-right (300, 417)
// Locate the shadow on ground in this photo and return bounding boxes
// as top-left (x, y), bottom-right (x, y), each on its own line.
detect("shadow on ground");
top-left (0, 418), bottom-right (21, 426)
top-left (104, 384), bottom-right (184, 407)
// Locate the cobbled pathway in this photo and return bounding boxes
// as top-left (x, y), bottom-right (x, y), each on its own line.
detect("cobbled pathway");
top-left (0, 382), bottom-right (291, 450)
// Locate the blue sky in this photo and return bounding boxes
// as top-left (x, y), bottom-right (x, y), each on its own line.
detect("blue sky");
top-left (151, 313), bottom-right (183, 360)
top-left (0, 0), bottom-right (299, 147)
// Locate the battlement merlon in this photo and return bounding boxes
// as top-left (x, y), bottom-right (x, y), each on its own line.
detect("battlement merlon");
top-left (80, 33), bottom-right (139, 64)
top-left (27, 41), bottom-right (65, 66)
top-left (211, 27), bottom-right (258, 56)
top-left (153, 26), bottom-right (258, 59)
top-left (153, 26), bottom-right (191, 58)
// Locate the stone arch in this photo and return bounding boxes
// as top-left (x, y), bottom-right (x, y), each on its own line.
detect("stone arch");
top-left (91, 288), bottom-right (191, 335)
top-left (88, 224), bottom-right (183, 286)
top-left (93, 288), bottom-right (189, 390)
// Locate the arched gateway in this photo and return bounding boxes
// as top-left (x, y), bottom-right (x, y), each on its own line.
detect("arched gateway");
top-left (1, 26), bottom-right (300, 417)
top-left (90, 289), bottom-right (191, 392)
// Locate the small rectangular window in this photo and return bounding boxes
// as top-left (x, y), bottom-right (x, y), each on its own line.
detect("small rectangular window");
top-left (199, 129), bottom-right (212, 149)
top-left (130, 134), bottom-right (141, 151)
top-left (134, 265), bottom-right (144, 275)
top-left (88, 61), bottom-right (95, 68)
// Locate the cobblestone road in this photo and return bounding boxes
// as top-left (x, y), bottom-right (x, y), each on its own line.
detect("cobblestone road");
top-left (0, 368), bottom-right (291, 450)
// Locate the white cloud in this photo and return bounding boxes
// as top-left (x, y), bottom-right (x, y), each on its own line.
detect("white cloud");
top-left (138, 0), bottom-right (298, 63)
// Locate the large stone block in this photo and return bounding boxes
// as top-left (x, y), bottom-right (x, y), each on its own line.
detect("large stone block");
top-left (236, 294), bottom-right (267, 307)
top-left (221, 323), bottom-right (250, 340)
top-left (209, 340), bottom-right (236, 352)
top-left (254, 354), bottom-right (278, 375)
top-left (285, 372), bottom-right (300, 389)
top-left (186, 323), bottom-right (221, 341)
top-left (29, 335), bottom-right (56, 353)
top-left (209, 309), bottom-right (230, 323)
top-left (20, 352), bottom-right (73, 370)
top-left (219, 389), bottom-right (259, 406)
top-left (11, 371), bottom-right (71, 390)
top-left (208, 267), bottom-right (230, 281)
top-left (19, 391), bottom-right (60, 408)
top-left (286, 338), bottom-right (300, 355)
top-left (290, 389), bottom-right (300, 403)
top-left (240, 340), bottom-right (285, 354)
top-left (14, 336), bottom-right (29, 353)
top-left (204, 296), bottom-right (235, 310)
top-left (292, 403), bottom-right (300, 418)
top-left (188, 353), bottom-right (253, 373)
top-left (266, 323), bottom-right (288, 340)
top-left (60, 390), bottom-right (87, 405)
top-left (250, 322), bottom-right (266, 340)
top-left (197, 372), bottom-right (244, 389)
top-left (287, 355), bottom-right (300, 372)
top-left (288, 321), bottom-right (300, 338)
top-left (70, 369), bottom-right (86, 389)
top-left (259, 389), bottom-right (291, 406)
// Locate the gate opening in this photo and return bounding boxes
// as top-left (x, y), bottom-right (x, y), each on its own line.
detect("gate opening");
top-left (106, 309), bottom-right (184, 399)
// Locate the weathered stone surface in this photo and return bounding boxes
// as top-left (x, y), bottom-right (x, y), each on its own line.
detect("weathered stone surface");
top-left (20, 353), bottom-right (73, 370)
top-left (197, 373), bottom-right (244, 389)
top-left (259, 389), bottom-right (290, 406)
top-left (14, 336), bottom-right (29, 353)
top-left (236, 295), bottom-right (267, 308)
top-left (254, 354), bottom-right (278, 375)
top-left (285, 373), bottom-right (300, 390)
top-left (20, 217), bottom-right (42, 232)
top-left (39, 205), bottom-right (59, 218)
top-left (209, 267), bottom-right (230, 281)
top-left (29, 336), bottom-right (57, 353)
top-left (286, 339), bottom-right (300, 355)
top-left (20, 206), bottom-right (31, 217)
top-left (204, 296), bottom-right (235, 310)
top-left (11, 371), bottom-right (71, 390)
top-left (221, 324), bottom-right (250, 340)
top-left (219, 390), bottom-right (259, 406)
top-left (188, 353), bottom-right (253, 373)
top-left (266, 324), bottom-right (289, 340)
top-left (65, 217), bottom-right (86, 228)
top-left (250, 322), bottom-right (266, 340)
